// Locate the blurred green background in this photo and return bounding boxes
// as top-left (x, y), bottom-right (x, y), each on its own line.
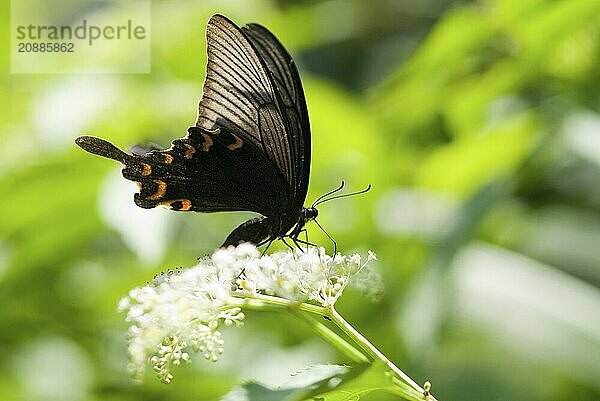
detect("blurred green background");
top-left (2, 0), bottom-right (600, 400)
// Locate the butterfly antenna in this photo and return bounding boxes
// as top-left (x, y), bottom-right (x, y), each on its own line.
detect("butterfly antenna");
top-left (313, 219), bottom-right (337, 255)
top-left (313, 184), bottom-right (372, 207)
top-left (311, 181), bottom-right (345, 207)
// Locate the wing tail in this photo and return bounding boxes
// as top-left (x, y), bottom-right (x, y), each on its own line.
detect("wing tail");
top-left (75, 136), bottom-right (134, 165)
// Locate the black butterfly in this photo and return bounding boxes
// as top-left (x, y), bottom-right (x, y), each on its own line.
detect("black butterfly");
top-left (76, 14), bottom-right (331, 249)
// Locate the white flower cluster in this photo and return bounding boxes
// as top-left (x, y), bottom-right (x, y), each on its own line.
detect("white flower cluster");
top-left (239, 246), bottom-right (379, 306)
top-left (118, 243), bottom-right (379, 383)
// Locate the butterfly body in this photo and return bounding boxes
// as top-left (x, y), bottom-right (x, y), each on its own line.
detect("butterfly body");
top-left (223, 210), bottom-right (314, 248)
top-left (75, 15), bottom-right (315, 248)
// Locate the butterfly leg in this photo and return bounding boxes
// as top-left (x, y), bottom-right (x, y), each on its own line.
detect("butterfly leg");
top-left (291, 228), bottom-right (310, 244)
top-left (280, 236), bottom-right (295, 252)
top-left (293, 237), bottom-right (317, 248)
top-left (292, 236), bottom-right (326, 264)
top-left (291, 233), bottom-right (317, 252)
top-left (257, 237), bottom-right (271, 247)
top-left (258, 236), bottom-right (277, 256)
top-left (290, 228), bottom-right (306, 252)
top-left (291, 237), bottom-right (306, 253)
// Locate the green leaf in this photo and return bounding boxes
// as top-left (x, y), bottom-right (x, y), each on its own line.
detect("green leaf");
top-left (221, 363), bottom-right (410, 401)
top-left (307, 362), bottom-right (400, 401)
top-left (221, 382), bottom-right (297, 401)
top-left (221, 364), bottom-right (360, 401)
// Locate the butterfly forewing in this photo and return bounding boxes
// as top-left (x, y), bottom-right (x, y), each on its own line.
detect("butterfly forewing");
top-left (196, 15), bottom-right (310, 212)
top-left (197, 16), bottom-right (273, 145)
top-left (242, 22), bottom-right (311, 210)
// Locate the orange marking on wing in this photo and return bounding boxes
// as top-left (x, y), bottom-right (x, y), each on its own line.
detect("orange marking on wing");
top-left (184, 143), bottom-right (196, 159)
top-left (227, 134), bottom-right (243, 150)
top-left (163, 154), bottom-right (174, 164)
top-left (136, 182), bottom-right (143, 191)
top-left (141, 163), bottom-right (152, 176)
top-left (178, 199), bottom-right (192, 211)
top-left (201, 133), bottom-right (213, 152)
top-left (159, 199), bottom-right (192, 211)
top-left (147, 180), bottom-right (167, 200)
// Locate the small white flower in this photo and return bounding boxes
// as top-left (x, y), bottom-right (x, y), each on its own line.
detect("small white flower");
top-left (119, 244), bottom-right (380, 382)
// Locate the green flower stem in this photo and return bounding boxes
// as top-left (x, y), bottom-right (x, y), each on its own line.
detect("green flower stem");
top-left (232, 291), bottom-right (328, 315)
top-left (232, 292), bottom-right (436, 401)
top-left (327, 306), bottom-right (437, 401)
top-left (290, 310), bottom-right (370, 364)
top-left (390, 377), bottom-right (429, 401)
top-left (232, 292), bottom-right (368, 363)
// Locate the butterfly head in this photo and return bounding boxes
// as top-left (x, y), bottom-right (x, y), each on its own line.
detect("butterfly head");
top-left (303, 207), bottom-right (318, 221)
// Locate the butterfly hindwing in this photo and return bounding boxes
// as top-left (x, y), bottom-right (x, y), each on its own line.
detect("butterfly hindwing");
top-left (139, 127), bottom-right (289, 215)
top-left (76, 127), bottom-right (288, 216)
